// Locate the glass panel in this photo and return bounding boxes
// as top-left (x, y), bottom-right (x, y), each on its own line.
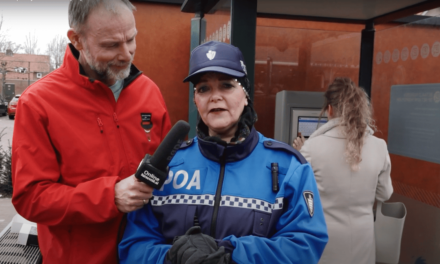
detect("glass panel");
top-left (372, 16), bottom-right (440, 264)
top-left (202, 0), bottom-right (231, 44)
top-left (254, 25), bottom-right (361, 138)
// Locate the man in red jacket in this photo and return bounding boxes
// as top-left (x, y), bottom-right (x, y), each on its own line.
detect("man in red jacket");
top-left (11, 0), bottom-right (171, 263)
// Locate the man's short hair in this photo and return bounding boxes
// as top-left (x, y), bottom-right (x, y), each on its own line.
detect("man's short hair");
top-left (68, 0), bottom-right (136, 33)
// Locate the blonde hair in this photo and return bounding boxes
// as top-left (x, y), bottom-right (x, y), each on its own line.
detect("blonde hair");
top-left (320, 77), bottom-right (376, 171)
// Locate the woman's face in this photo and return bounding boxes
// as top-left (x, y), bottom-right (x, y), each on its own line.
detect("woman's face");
top-left (194, 72), bottom-right (248, 141)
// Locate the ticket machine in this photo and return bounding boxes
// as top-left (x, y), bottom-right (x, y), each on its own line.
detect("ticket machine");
top-left (274, 91), bottom-right (326, 145)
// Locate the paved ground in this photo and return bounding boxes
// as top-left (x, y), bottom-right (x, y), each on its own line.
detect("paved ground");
top-left (0, 115), bottom-right (16, 233)
top-left (0, 198), bottom-right (17, 233)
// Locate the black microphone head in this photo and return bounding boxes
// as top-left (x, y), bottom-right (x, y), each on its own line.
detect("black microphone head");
top-left (149, 120), bottom-right (190, 171)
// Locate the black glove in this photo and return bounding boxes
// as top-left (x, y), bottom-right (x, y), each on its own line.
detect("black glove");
top-left (167, 226), bottom-right (230, 264)
top-left (203, 246), bottom-right (231, 264)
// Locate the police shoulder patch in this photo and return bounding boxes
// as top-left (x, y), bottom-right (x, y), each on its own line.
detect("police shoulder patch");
top-left (303, 191), bottom-right (314, 217)
top-left (180, 138), bottom-right (194, 149)
top-left (263, 140), bottom-right (308, 164)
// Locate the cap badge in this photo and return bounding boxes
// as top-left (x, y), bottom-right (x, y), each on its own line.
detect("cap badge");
top-left (240, 60), bottom-right (247, 74)
top-left (206, 50), bottom-right (216, 60)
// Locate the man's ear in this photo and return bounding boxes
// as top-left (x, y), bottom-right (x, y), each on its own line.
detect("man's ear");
top-left (67, 29), bottom-right (84, 51)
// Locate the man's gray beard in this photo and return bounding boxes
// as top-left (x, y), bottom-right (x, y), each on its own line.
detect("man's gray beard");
top-left (83, 47), bottom-right (133, 83)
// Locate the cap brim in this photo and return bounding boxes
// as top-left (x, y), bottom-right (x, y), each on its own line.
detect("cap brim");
top-left (183, 66), bottom-right (245, 82)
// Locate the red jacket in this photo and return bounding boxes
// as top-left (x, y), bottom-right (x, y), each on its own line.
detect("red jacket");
top-left (12, 44), bottom-right (171, 263)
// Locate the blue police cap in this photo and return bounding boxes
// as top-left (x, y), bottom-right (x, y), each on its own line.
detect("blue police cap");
top-left (183, 41), bottom-right (247, 83)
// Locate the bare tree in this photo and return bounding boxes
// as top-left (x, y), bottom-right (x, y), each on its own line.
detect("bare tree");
top-left (1, 41), bottom-right (21, 54)
top-left (23, 31), bottom-right (40, 55)
top-left (0, 15), bottom-right (6, 53)
top-left (0, 17), bottom-right (21, 54)
top-left (46, 34), bottom-right (68, 70)
top-left (0, 15), bottom-right (21, 54)
top-left (0, 15), bottom-right (5, 53)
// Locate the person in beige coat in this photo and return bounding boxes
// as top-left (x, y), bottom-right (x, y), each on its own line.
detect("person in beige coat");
top-left (293, 77), bottom-right (393, 264)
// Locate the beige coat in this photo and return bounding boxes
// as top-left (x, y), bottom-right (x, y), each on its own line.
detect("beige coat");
top-left (300, 118), bottom-right (393, 264)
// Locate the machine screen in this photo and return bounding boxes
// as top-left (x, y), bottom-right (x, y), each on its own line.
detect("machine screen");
top-left (297, 116), bottom-right (327, 138)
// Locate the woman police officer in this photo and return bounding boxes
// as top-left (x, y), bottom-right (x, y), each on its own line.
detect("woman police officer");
top-left (119, 41), bottom-right (328, 264)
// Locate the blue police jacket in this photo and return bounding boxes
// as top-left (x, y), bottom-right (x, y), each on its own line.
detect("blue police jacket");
top-left (119, 128), bottom-right (328, 264)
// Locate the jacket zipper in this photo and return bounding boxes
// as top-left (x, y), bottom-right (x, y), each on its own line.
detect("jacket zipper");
top-left (97, 118), bottom-right (104, 133)
top-left (111, 111), bottom-right (129, 175)
top-left (113, 112), bottom-right (120, 128)
top-left (210, 155), bottom-right (226, 237)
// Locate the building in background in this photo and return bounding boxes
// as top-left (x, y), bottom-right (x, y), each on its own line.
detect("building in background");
top-left (0, 53), bottom-right (50, 97)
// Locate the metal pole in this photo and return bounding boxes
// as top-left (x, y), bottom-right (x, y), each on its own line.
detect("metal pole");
top-left (28, 61), bottom-right (31, 86)
top-left (187, 12), bottom-right (206, 138)
top-left (230, 0), bottom-right (257, 100)
top-left (1, 65), bottom-right (5, 100)
top-left (358, 21), bottom-right (375, 99)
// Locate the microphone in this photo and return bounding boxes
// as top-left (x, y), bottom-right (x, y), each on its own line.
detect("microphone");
top-left (135, 120), bottom-right (191, 189)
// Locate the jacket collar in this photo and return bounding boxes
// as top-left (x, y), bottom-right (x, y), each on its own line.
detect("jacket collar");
top-left (309, 117), bottom-right (374, 139)
top-left (197, 127), bottom-right (259, 163)
top-left (60, 44), bottom-right (142, 89)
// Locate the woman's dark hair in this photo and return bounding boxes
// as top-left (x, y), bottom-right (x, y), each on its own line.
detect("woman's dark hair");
top-left (320, 77), bottom-right (376, 171)
top-left (190, 74), bottom-right (249, 95)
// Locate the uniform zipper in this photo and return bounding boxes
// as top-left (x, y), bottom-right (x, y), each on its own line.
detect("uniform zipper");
top-left (97, 118), bottom-right (104, 133)
top-left (210, 155), bottom-right (226, 237)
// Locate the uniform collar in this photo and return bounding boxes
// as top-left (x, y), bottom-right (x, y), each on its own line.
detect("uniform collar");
top-left (60, 43), bottom-right (142, 89)
top-left (197, 126), bottom-right (259, 163)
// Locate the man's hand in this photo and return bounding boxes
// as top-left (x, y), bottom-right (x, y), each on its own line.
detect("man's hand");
top-left (115, 174), bottom-right (154, 213)
top-left (292, 134), bottom-right (305, 151)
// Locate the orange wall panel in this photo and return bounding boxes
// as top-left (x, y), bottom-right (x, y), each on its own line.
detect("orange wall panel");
top-left (372, 24), bottom-right (440, 204)
top-left (254, 17), bottom-right (362, 138)
top-left (133, 3), bottom-right (193, 125)
top-left (257, 17), bottom-right (365, 32)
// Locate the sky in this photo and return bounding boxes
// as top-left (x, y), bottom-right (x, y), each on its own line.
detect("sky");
top-left (0, 0), bottom-right (70, 54)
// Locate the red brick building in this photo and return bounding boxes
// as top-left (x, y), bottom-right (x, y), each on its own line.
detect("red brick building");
top-left (0, 53), bottom-right (51, 96)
